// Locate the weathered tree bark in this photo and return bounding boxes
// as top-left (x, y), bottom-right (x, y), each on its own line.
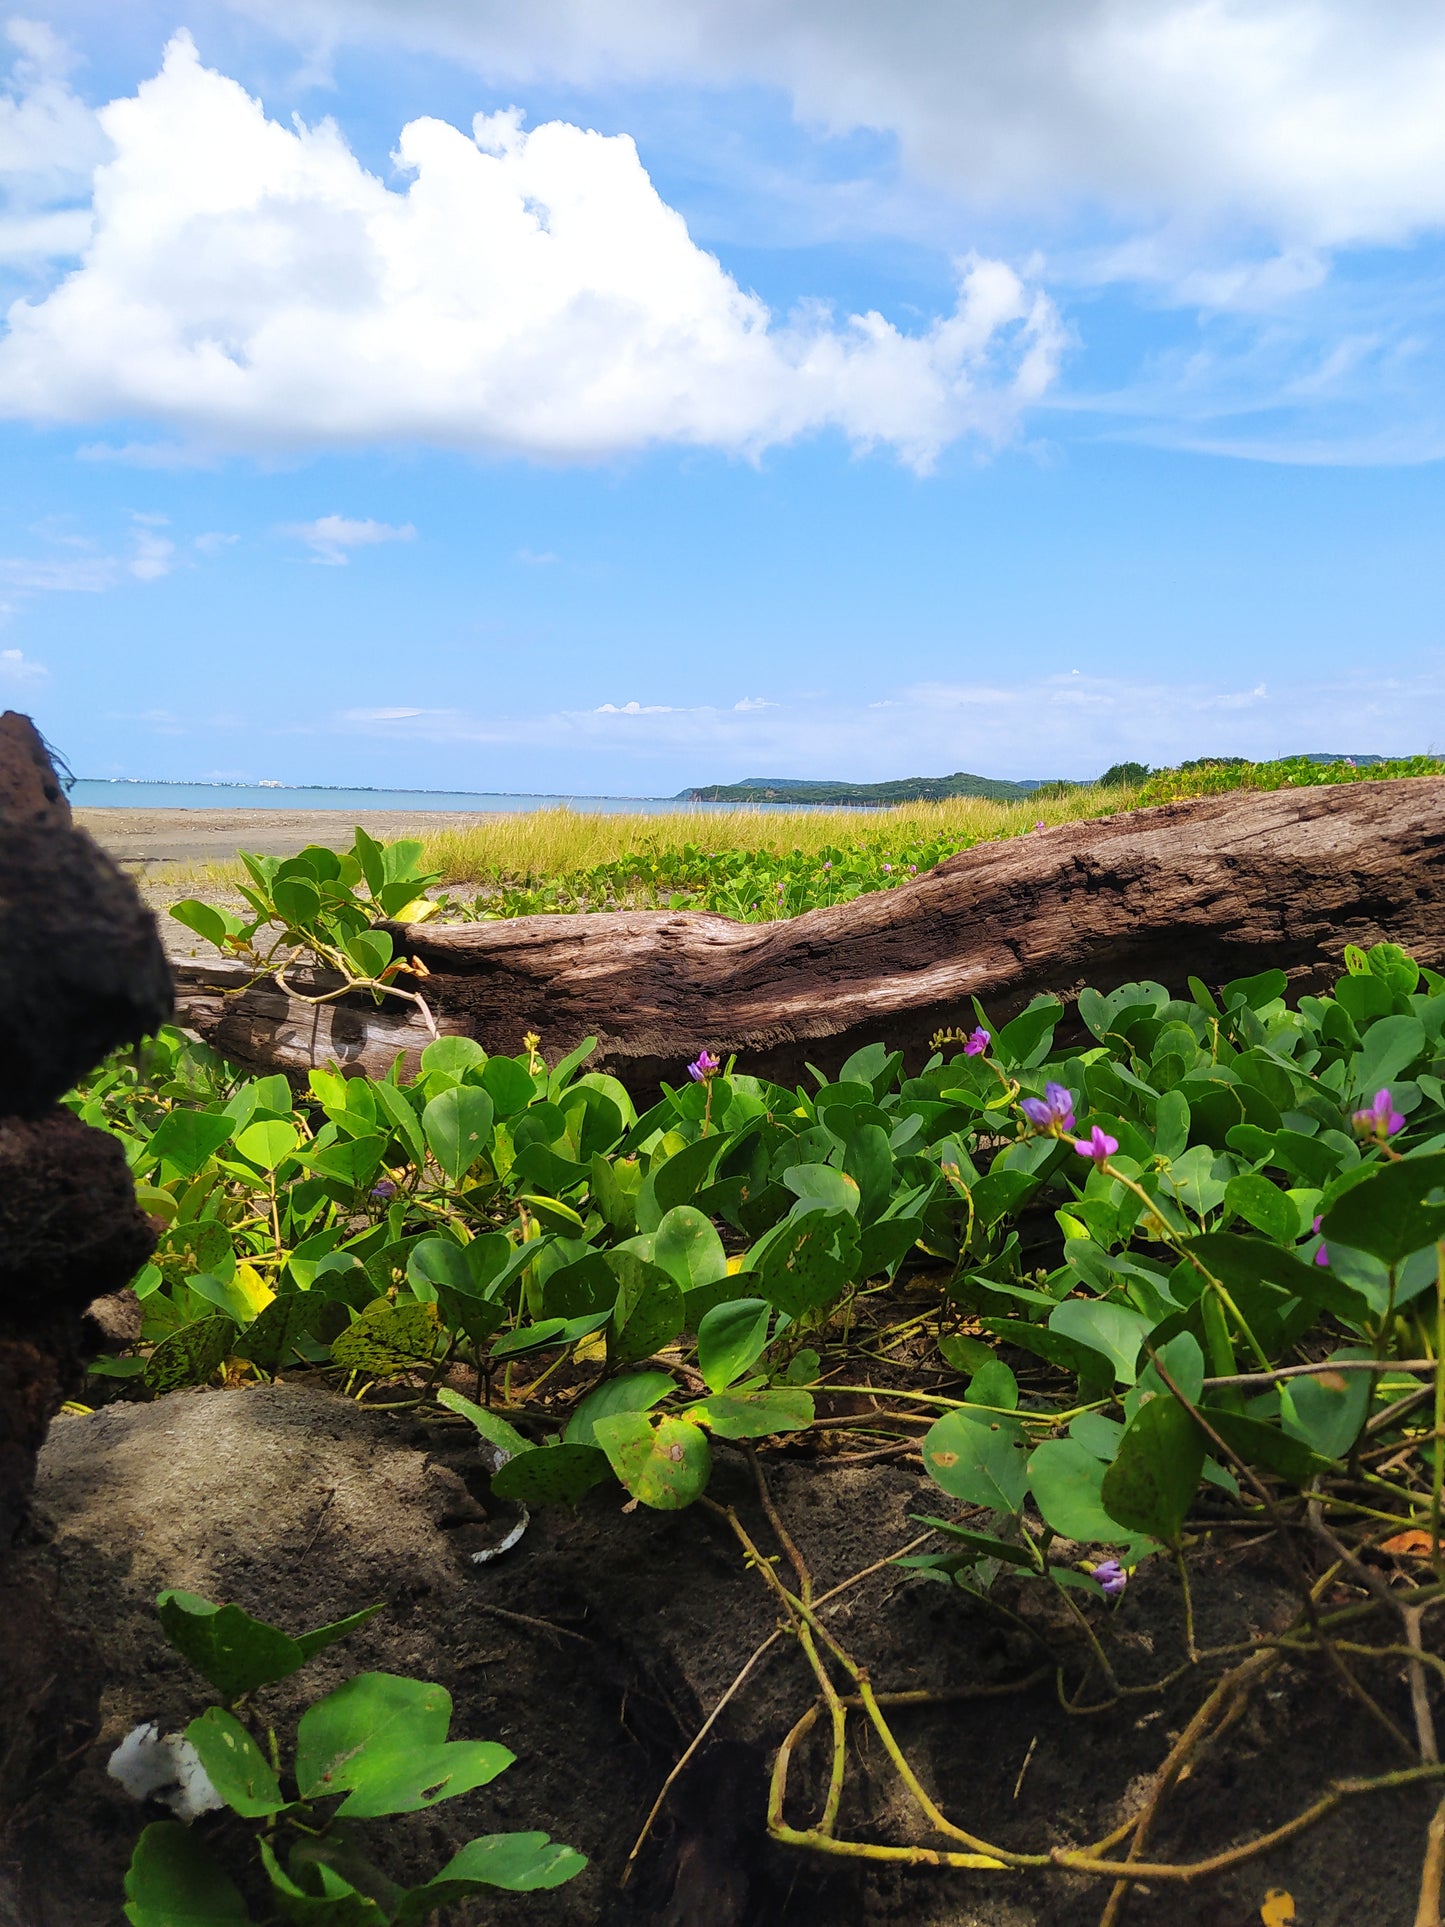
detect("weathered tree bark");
top-left (171, 777), bottom-right (1445, 1094)
top-left (0, 711), bottom-right (170, 1549)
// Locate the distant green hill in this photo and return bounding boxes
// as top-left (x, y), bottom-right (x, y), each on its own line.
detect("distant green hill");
top-left (677, 771), bottom-right (1047, 806)
top-left (681, 754), bottom-right (1400, 808)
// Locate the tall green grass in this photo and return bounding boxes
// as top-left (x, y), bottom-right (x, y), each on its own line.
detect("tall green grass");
top-left (418, 783), bottom-right (1137, 887)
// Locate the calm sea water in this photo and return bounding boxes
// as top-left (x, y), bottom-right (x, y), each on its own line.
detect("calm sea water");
top-left (69, 780), bottom-right (779, 816)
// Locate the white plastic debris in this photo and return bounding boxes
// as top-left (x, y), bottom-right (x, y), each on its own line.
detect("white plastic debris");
top-left (471, 1508), bottom-right (531, 1564)
top-left (108, 1722), bottom-right (224, 1821)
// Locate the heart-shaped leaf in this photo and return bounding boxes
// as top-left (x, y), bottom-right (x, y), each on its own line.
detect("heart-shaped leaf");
top-left (142, 1109), bottom-right (235, 1179)
top-left (652, 1207), bottom-right (729, 1292)
top-left (157, 1591), bottom-right (307, 1701)
top-left (124, 1822), bottom-right (251, 1927)
top-left (491, 1443), bottom-right (612, 1507)
top-left (1027, 1438), bottom-right (1124, 1545)
top-left (329, 1300), bottom-right (441, 1376)
top-left (235, 1119), bottom-right (300, 1173)
top-left (184, 1708), bottom-right (286, 1817)
top-left (921, 1409), bottom-right (1028, 1513)
top-left (606, 1251), bottom-right (684, 1365)
top-left (563, 1371), bottom-right (675, 1446)
top-left (393, 1833), bottom-right (586, 1917)
top-left (697, 1298), bottom-right (772, 1392)
top-left (296, 1673), bottom-right (513, 1818)
top-left (688, 1387), bottom-right (813, 1438)
top-left (593, 1411), bottom-right (712, 1509)
top-left (422, 1085), bottom-right (495, 1185)
top-left (1100, 1394), bottom-right (1203, 1542)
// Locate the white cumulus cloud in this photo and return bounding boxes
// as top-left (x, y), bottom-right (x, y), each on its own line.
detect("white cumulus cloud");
top-left (282, 514), bottom-right (416, 565)
top-left (0, 34), bottom-right (1063, 466)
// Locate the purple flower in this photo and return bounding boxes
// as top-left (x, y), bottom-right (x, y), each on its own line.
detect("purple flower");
top-left (1020, 1082), bottom-right (1076, 1135)
top-left (1352, 1087), bottom-right (1405, 1142)
top-left (1311, 1213), bottom-right (1329, 1266)
top-left (964, 1027), bottom-right (991, 1057)
top-left (1034, 820), bottom-right (1046, 831)
top-left (687, 1050), bottom-right (721, 1083)
top-left (823, 861), bottom-right (832, 871)
top-left (882, 864), bottom-right (893, 873)
top-left (1091, 1559), bottom-right (1127, 1599)
top-left (370, 1178), bottom-right (397, 1201)
top-left (1073, 1125), bottom-right (1119, 1165)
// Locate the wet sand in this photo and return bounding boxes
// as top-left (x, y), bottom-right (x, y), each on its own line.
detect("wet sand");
top-left (75, 806), bottom-right (499, 866)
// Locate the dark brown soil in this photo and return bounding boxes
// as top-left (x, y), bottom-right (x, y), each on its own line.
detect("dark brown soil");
top-left (0, 1382), bottom-right (1435, 1926)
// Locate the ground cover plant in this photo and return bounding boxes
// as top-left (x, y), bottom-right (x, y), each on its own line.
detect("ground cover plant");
top-left (119, 1592), bottom-right (583, 1925)
top-left (70, 850), bottom-right (1445, 1917)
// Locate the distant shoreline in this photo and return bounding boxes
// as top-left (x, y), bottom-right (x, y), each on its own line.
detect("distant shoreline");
top-left (74, 779), bottom-right (674, 802)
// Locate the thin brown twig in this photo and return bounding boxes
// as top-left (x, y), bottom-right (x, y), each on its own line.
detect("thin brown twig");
top-left (1204, 1358), bottom-right (1436, 1389)
top-left (473, 1602), bottom-right (593, 1648)
top-left (1417, 1786), bottom-right (1445, 1927)
top-left (1406, 1605), bottom-right (1441, 1765)
top-left (289, 1486), bottom-right (336, 1567)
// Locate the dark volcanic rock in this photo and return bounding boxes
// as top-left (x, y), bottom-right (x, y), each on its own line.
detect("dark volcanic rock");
top-left (0, 710), bottom-right (171, 1117)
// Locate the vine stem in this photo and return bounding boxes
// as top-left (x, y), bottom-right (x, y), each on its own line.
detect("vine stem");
top-left (1095, 1649), bottom-right (1279, 1926)
top-left (618, 1522), bottom-right (940, 1883)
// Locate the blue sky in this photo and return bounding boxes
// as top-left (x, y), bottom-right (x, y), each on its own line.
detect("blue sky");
top-left (1, 2), bottom-right (1443, 791)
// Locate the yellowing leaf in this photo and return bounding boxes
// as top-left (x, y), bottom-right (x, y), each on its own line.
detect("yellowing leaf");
top-left (231, 1262), bottom-right (275, 1318)
top-left (394, 896), bottom-right (441, 923)
top-left (1261, 1890), bottom-right (1296, 1926)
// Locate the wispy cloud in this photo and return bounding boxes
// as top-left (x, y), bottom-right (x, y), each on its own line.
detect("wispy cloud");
top-left (0, 550), bottom-right (117, 592)
top-left (339, 706), bottom-right (443, 722)
top-left (128, 517), bottom-right (175, 581)
top-left (0, 515), bottom-right (193, 593)
top-left (281, 515), bottom-right (417, 566)
top-left (325, 666), bottom-right (1445, 781)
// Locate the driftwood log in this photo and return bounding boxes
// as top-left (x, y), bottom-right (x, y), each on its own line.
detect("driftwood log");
top-left (171, 776), bottom-right (1445, 1094)
top-left (0, 711), bottom-right (170, 1548)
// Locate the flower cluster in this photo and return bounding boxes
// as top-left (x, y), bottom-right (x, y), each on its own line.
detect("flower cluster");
top-left (687, 1050), bottom-right (721, 1083)
top-left (963, 1027), bottom-right (991, 1057)
top-left (1091, 1559), bottom-right (1127, 1599)
top-left (1352, 1087), bottom-right (1404, 1143)
top-left (1073, 1125), bottom-right (1119, 1166)
top-left (1020, 1082), bottom-right (1075, 1135)
top-left (1020, 1083), bottom-right (1117, 1165)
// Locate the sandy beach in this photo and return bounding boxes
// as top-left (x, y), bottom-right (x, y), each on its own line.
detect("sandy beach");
top-left (76, 807), bottom-right (500, 960)
top-left (75, 806), bottom-right (501, 867)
